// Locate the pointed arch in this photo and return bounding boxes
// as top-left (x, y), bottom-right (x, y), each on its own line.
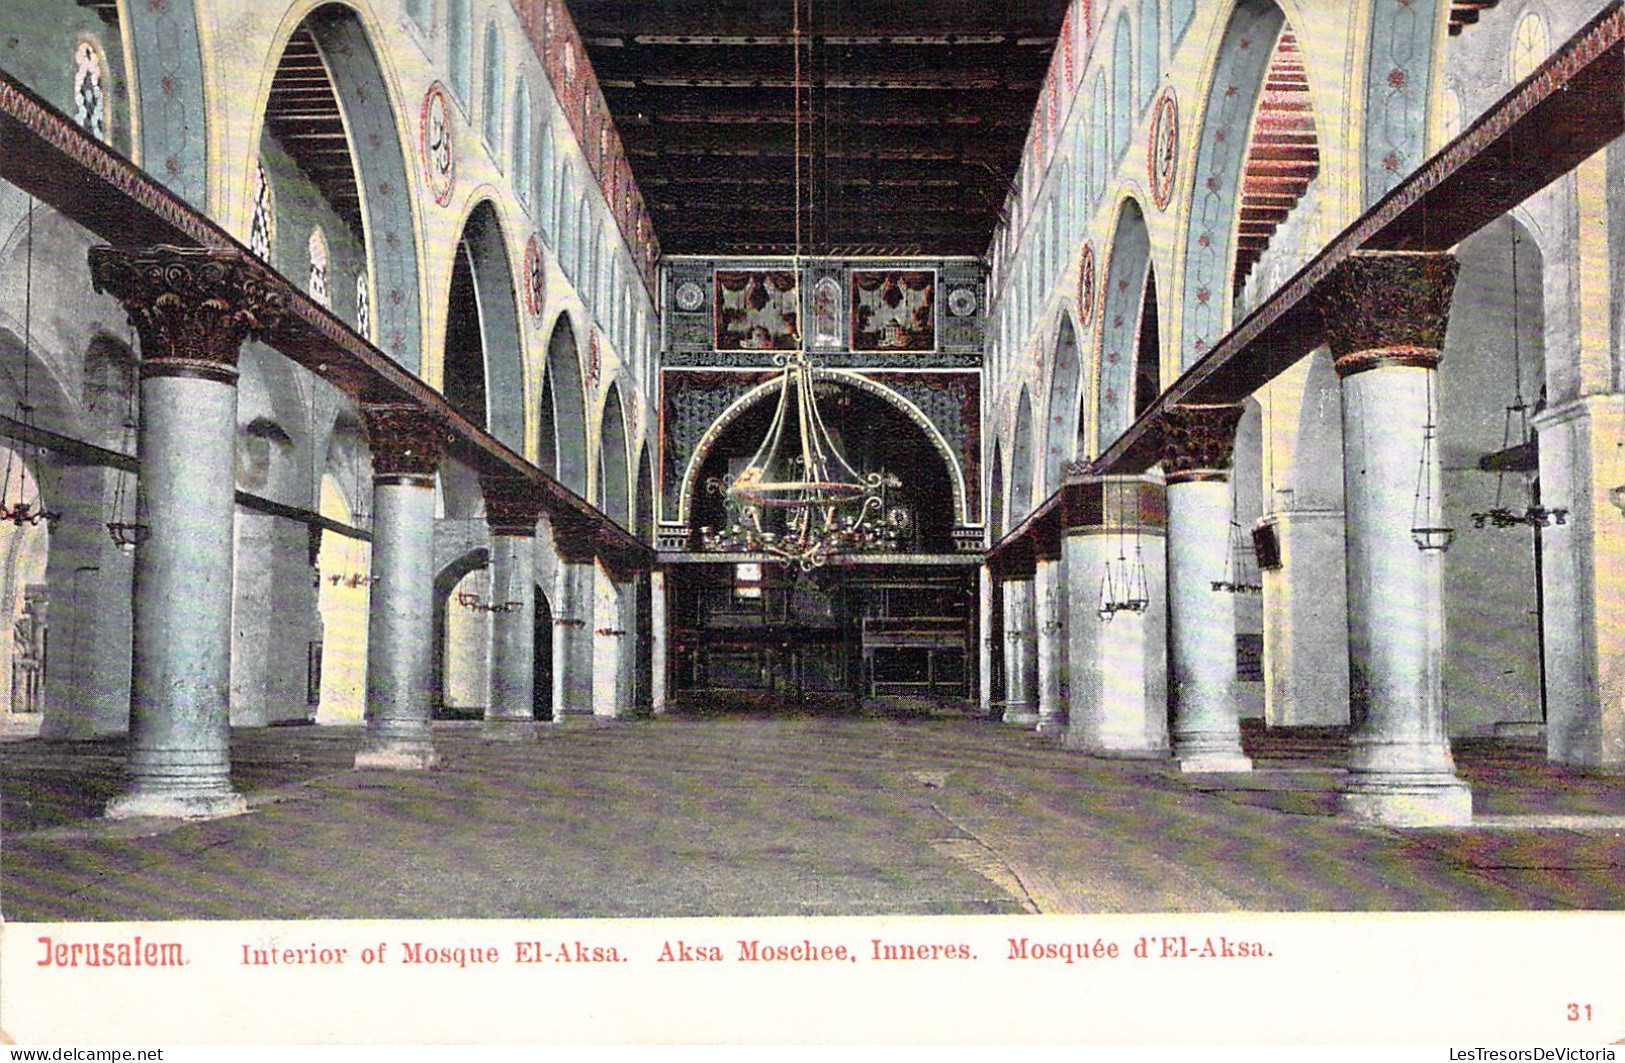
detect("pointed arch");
top-left (443, 200), bottom-right (525, 452)
top-left (1010, 389), bottom-right (1037, 522)
top-left (1097, 198), bottom-right (1153, 451)
top-left (676, 370), bottom-right (969, 528)
top-left (1045, 313), bottom-right (1082, 493)
top-left (545, 312), bottom-right (589, 495)
top-left (634, 443), bottom-right (654, 543)
top-left (260, 5), bottom-right (425, 369)
top-left (598, 381), bottom-right (631, 528)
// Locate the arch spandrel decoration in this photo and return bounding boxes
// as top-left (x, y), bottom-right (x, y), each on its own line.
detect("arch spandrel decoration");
top-left (123, 0), bottom-right (207, 207)
top-left (1364, 0), bottom-right (1442, 206)
top-left (1176, 0), bottom-right (1285, 371)
top-left (675, 370), bottom-right (970, 531)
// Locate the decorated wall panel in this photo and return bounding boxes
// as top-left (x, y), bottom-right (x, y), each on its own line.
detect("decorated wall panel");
top-left (851, 270), bottom-right (935, 352)
top-left (663, 258), bottom-right (983, 369)
top-left (714, 270), bottom-right (799, 351)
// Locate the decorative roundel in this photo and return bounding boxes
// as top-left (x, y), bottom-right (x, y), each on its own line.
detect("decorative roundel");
top-left (1077, 242), bottom-right (1097, 325)
top-left (420, 82), bottom-right (455, 207)
top-left (1148, 87), bottom-right (1179, 212)
top-left (947, 286), bottom-right (978, 318)
top-left (523, 235), bottom-right (545, 317)
top-left (674, 280), bottom-right (705, 312)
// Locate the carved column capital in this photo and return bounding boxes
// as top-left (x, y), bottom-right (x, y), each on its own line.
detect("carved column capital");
top-left (361, 403), bottom-right (448, 483)
top-left (89, 246), bottom-right (286, 384)
top-left (1158, 404), bottom-right (1244, 484)
top-left (1321, 251), bottom-right (1459, 378)
top-left (482, 476), bottom-right (547, 537)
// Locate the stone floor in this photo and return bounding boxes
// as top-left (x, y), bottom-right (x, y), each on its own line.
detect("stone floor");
top-left (2, 701), bottom-right (1623, 920)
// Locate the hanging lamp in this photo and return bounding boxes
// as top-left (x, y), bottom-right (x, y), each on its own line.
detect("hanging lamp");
top-left (3, 198), bottom-right (61, 528)
top-left (105, 324), bottom-right (145, 549)
top-left (1410, 369), bottom-right (1455, 552)
top-left (699, 0), bottom-right (899, 571)
top-left (1470, 228), bottom-right (1566, 530)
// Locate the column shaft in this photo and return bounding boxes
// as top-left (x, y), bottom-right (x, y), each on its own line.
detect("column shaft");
top-left (977, 566), bottom-right (996, 717)
top-left (486, 533), bottom-right (537, 722)
top-left (112, 373), bottom-right (244, 815)
top-left (1326, 250), bottom-right (1471, 825)
top-left (1001, 578), bottom-right (1039, 726)
top-left (355, 476), bottom-right (439, 767)
top-left (355, 403), bottom-right (446, 769)
top-left (1166, 480), bottom-right (1250, 771)
top-left (1161, 405), bottom-right (1251, 773)
top-left (651, 569), bottom-right (669, 714)
top-left (553, 560), bottom-right (596, 717)
top-left (90, 246), bottom-right (285, 819)
top-left (1034, 556), bottom-right (1067, 735)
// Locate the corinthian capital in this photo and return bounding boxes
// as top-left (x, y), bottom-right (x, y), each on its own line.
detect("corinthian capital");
top-left (89, 246), bottom-right (286, 383)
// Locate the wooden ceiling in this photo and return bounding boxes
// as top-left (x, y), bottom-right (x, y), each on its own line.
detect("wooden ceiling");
top-left (563, 0), bottom-right (1073, 257)
top-left (264, 26), bottom-right (365, 240)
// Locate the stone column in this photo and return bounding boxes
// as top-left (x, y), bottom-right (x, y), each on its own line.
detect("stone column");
top-left (1063, 477), bottom-right (1170, 757)
top-left (481, 476), bottom-right (545, 731)
top-left (977, 566), bottom-right (997, 717)
top-left (354, 404), bottom-right (446, 769)
top-left (1033, 540), bottom-right (1068, 736)
top-left (650, 568), bottom-right (669, 714)
top-left (1161, 404), bottom-right (1252, 773)
top-left (1534, 395), bottom-right (1625, 770)
top-left (1324, 251), bottom-right (1471, 825)
top-left (551, 513), bottom-right (597, 719)
top-left (597, 571), bottom-right (636, 718)
top-left (1001, 570), bottom-right (1039, 727)
top-left (1257, 508), bottom-right (1351, 727)
top-left (89, 246), bottom-right (285, 818)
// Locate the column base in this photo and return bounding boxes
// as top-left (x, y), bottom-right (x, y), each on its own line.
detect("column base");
top-left (106, 789), bottom-right (248, 821)
top-left (481, 717), bottom-right (542, 741)
top-left (1174, 737), bottom-right (1254, 772)
top-left (1001, 703), bottom-right (1040, 727)
top-left (1340, 775), bottom-right (1472, 827)
top-left (1063, 731), bottom-right (1171, 759)
top-left (1177, 752), bottom-right (1254, 773)
top-left (1036, 714), bottom-right (1068, 737)
top-left (354, 743), bottom-right (440, 770)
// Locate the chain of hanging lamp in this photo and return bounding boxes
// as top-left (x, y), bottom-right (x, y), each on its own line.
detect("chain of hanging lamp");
top-left (699, 0), bottom-right (900, 570)
top-left (2, 198), bottom-right (61, 528)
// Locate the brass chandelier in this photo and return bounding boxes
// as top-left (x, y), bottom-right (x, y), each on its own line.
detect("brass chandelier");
top-left (699, 0), bottom-right (900, 570)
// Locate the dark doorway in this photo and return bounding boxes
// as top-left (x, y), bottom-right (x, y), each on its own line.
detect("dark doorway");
top-left (534, 583), bottom-right (554, 721)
